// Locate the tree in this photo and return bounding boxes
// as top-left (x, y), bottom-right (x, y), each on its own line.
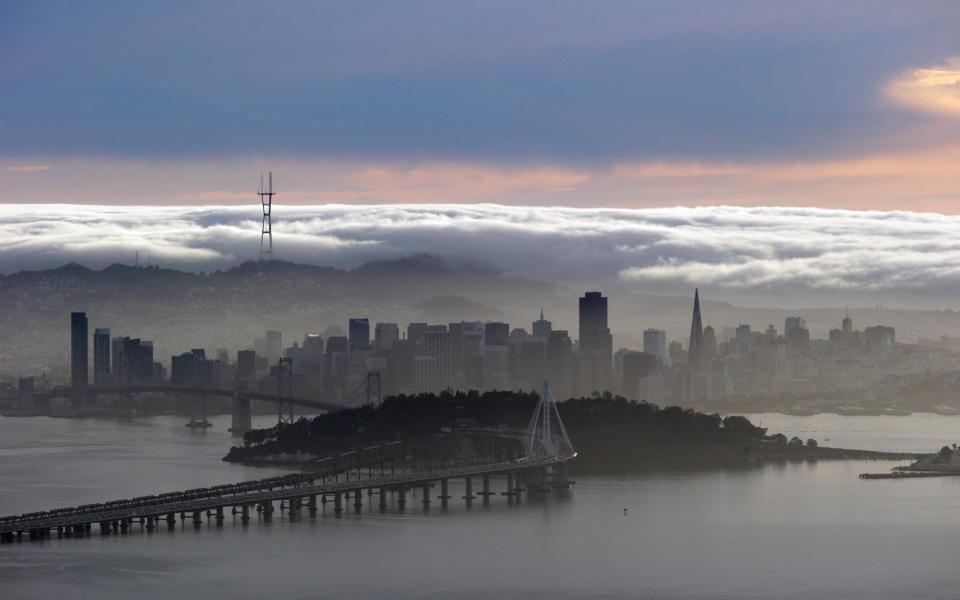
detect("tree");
top-left (806, 438), bottom-right (818, 448)
top-left (940, 446), bottom-right (953, 461)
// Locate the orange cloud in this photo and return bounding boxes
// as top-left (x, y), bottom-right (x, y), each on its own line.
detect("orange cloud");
top-left (346, 163), bottom-right (591, 201)
top-left (5, 164), bottom-right (51, 172)
top-left (886, 57), bottom-right (960, 119)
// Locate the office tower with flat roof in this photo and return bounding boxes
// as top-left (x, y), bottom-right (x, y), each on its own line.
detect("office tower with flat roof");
top-left (423, 330), bottom-right (452, 391)
top-left (643, 328), bottom-right (667, 365)
top-left (349, 318), bottom-right (370, 350)
top-left (484, 322), bottom-right (510, 347)
top-left (70, 312), bottom-right (88, 388)
top-left (374, 322), bottom-right (400, 352)
top-left (93, 327), bottom-right (111, 386)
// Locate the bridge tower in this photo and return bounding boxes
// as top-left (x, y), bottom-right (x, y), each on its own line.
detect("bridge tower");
top-left (525, 380), bottom-right (575, 459)
top-left (258, 172), bottom-right (275, 262)
top-left (277, 357), bottom-right (294, 425)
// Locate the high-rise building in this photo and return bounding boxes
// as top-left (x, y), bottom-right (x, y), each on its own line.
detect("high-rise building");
top-left (265, 331), bottom-right (282, 365)
top-left (374, 322), bottom-right (399, 352)
top-left (703, 325), bottom-right (718, 359)
top-left (413, 355), bottom-right (439, 394)
top-left (70, 312), bottom-right (88, 388)
top-left (236, 349), bottom-right (256, 381)
top-left (423, 330), bottom-right (452, 391)
top-left (93, 327), bottom-right (111, 386)
top-left (842, 311), bottom-right (853, 335)
top-left (784, 316), bottom-right (806, 333)
top-left (643, 328), bottom-right (667, 365)
top-left (407, 322), bottom-right (428, 346)
top-left (546, 330), bottom-right (573, 400)
top-left (687, 289), bottom-right (705, 374)
top-left (578, 292), bottom-right (611, 354)
top-left (484, 322), bottom-right (510, 347)
top-left (349, 318), bottom-right (370, 350)
top-left (532, 308), bottom-right (552, 340)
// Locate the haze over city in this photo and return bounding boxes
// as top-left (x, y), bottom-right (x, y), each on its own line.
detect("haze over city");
top-left (3, 2), bottom-right (960, 599)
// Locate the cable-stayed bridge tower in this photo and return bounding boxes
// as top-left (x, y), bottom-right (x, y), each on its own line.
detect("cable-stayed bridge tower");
top-left (258, 172), bottom-right (275, 262)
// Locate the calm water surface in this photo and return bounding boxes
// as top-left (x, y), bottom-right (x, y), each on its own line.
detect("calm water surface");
top-left (1, 413), bottom-right (959, 599)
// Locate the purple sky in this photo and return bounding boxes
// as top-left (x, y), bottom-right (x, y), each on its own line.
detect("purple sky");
top-left (2, 1), bottom-right (960, 210)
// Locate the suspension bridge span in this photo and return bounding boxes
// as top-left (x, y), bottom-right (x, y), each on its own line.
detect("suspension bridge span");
top-left (0, 382), bottom-right (576, 543)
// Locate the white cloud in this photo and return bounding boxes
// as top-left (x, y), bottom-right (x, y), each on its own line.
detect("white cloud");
top-left (1, 204), bottom-right (960, 305)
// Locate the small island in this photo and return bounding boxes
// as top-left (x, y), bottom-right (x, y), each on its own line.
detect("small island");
top-left (225, 391), bottom-right (912, 472)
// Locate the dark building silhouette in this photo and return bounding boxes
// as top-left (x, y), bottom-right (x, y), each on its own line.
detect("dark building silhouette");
top-left (688, 289), bottom-right (706, 374)
top-left (532, 308), bottom-right (552, 340)
top-left (423, 330), bottom-right (452, 391)
top-left (348, 318), bottom-right (370, 350)
top-left (406, 322), bottom-right (428, 346)
top-left (236, 349), bottom-right (256, 381)
top-left (577, 292), bottom-right (612, 395)
top-left (578, 292), bottom-right (611, 355)
top-left (484, 322), bottom-right (510, 347)
top-left (171, 348), bottom-right (209, 387)
top-left (113, 337), bottom-right (154, 385)
top-left (70, 312), bottom-right (88, 388)
top-left (93, 327), bottom-right (111, 386)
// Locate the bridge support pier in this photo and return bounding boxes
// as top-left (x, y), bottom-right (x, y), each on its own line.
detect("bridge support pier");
top-left (192, 512), bottom-right (202, 528)
top-left (229, 392), bottom-right (252, 435)
top-left (166, 513), bottom-right (175, 529)
top-left (240, 504), bottom-right (250, 523)
top-left (333, 493), bottom-right (343, 514)
top-left (480, 474), bottom-right (492, 506)
top-left (215, 506), bottom-right (224, 526)
top-left (422, 483), bottom-right (431, 508)
top-left (439, 478), bottom-right (450, 507)
top-left (463, 477), bottom-right (474, 504)
top-left (378, 487), bottom-right (388, 510)
top-left (307, 495), bottom-right (317, 517)
top-left (353, 490), bottom-right (362, 512)
top-left (146, 517), bottom-right (155, 532)
top-left (397, 488), bottom-right (407, 510)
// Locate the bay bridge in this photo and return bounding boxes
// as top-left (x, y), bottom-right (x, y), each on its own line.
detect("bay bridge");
top-left (39, 367), bottom-right (386, 432)
top-left (0, 383), bottom-right (576, 544)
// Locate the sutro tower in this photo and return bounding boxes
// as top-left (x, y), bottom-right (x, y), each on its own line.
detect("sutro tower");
top-left (258, 172), bottom-right (275, 262)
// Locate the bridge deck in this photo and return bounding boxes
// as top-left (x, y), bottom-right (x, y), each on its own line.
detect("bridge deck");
top-left (0, 452), bottom-right (575, 535)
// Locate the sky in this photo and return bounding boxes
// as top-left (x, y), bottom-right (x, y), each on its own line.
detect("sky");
top-left (1, 2), bottom-right (960, 304)
top-left (2, 1), bottom-right (960, 209)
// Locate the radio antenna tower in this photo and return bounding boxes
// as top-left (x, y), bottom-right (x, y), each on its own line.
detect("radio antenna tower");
top-left (257, 172), bottom-right (275, 262)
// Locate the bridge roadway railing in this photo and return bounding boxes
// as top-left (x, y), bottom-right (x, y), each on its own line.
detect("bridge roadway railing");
top-left (0, 450), bottom-right (575, 535)
top-left (0, 440), bottom-right (404, 531)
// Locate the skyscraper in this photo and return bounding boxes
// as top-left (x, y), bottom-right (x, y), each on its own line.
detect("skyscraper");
top-left (349, 318), bottom-right (370, 350)
top-left (93, 327), bottom-right (111, 386)
top-left (70, 312), bottom-right (88, 388)
top-left (532, 308), bottom-right (552, 340)
top-left (577, 291), bottom-right (613, 395)
top-left (785, 316), bottom-right (807, 333)
top-left (483, 322), bottom-right (510, 347)
top-left (643, 328), bottom-right (667, 365)
top-left (374, 322), bottom-right (399, 352)
top-left (264, 330), bottom-right (282, 365)
top-left (578, 292), bottom-right (610, 354)
top-left (687, 289), bottom-right (705, 374)
top-left (423, 330), bottom-right (452, 391)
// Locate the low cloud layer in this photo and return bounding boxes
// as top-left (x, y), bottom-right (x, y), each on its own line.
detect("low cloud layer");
top-left (2, 204), bottom-right (960, 308)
